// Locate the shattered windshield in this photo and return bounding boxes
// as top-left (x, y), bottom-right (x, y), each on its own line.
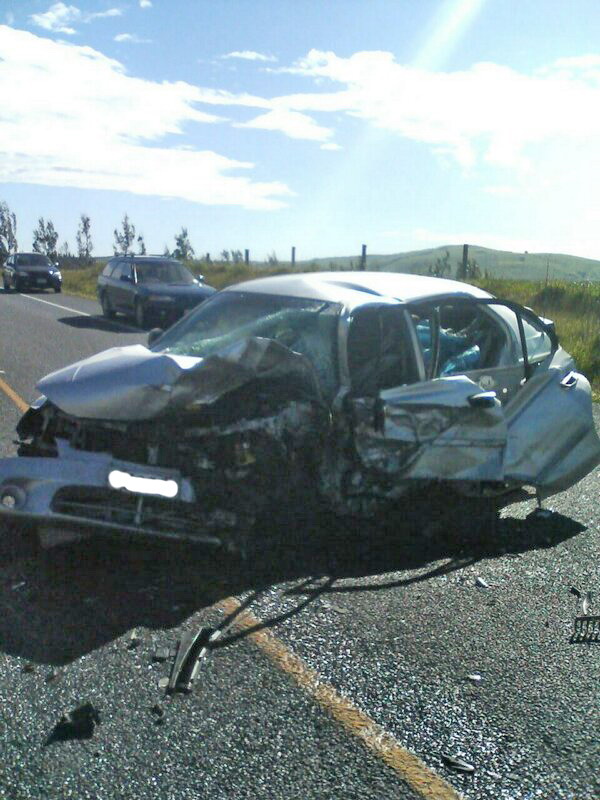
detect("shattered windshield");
top-left (156, 291), bottom-right (341, 394)
top-left (135, 260), bottom-right (195, 285)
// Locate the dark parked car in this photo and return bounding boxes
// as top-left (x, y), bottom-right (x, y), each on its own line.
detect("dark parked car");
top-left (97, 255), bottom-right (216, 328)
top-left (2, 253), bottom-right (62, 293)
top-left (1, 272), bottom-right (599, 553)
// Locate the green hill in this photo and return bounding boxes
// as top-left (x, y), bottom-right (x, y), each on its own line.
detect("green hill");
top-left (299, 244), bottom-right (600, 282)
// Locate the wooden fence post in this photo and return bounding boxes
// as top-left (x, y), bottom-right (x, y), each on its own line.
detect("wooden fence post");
top-left (291, 246), bottom-right (296, 268)
top-left (244, 249), bottom-right (249, 265)
top-left (360, 244), bottom-right (367, 271)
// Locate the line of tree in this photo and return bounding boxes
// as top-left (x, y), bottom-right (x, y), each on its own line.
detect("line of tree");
top-left (3, 201), bottom-right (259, 268)
top-left (0, 201), bottom-right (17, 260)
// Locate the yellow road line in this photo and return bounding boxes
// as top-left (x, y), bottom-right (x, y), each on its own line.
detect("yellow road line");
top-left (218, 596), bottom-right (461, 800)
top-left (0, 375), bottom-right (29, 413)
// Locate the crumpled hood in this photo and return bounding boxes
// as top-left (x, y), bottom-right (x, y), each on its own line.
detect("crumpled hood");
top-left (37, 338), bottom-right (322, 421)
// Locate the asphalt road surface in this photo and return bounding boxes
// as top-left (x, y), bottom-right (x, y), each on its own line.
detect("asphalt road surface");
top-left (0, 288), bottom-right (598, 800)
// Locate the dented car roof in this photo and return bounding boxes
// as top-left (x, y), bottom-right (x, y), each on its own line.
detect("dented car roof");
top-left (226, 271), bottom-right (492, 309)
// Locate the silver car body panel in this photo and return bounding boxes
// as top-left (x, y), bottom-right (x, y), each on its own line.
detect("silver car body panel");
top-left (0, 272), bottom-right (598, 545)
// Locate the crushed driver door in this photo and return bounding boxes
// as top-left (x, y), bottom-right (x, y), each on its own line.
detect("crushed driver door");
top-left (352, 375), bottom-right (508, 482)
top-left (348, 300), bottom-right (509, 483)
top-left (351, 297), bottom-right (600, 493)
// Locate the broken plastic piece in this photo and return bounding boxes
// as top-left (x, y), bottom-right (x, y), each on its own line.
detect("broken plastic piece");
top-left (442, 754), bottom-right (475, 773)
top-left (475, 577), bottom-right (490, 589)
top-left (466, 673), bottom-right (482, 683)
top-left (167, 627), bottom-right (214, 693)
top-left (572, 615), bottom-right (600, 642)
top-left (46, 703), bottom-right (100, 744)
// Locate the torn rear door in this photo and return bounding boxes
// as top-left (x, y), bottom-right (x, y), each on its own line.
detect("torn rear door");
top-left (352, 375), bottom-right (508, 481)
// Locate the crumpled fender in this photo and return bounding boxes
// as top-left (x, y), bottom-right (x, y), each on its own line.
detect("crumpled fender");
top-left (36, 337), bottom-right (323, 421)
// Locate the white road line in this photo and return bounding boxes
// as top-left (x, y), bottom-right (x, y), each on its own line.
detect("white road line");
top-left (20, 293), bottom-right (91, 317)
top-left (18, 293), bottom-right (143, 333)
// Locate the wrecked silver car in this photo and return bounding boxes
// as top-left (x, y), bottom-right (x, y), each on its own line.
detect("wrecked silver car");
top-left (1, 272), bottom-right (599, 550)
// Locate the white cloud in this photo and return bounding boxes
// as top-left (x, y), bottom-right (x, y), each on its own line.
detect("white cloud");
top-left (139, 0), bottom-right (152, 7)
top-left (273, 49), bottom-right (600, 169)
top-left (114, 32), bottom-right (151, 44)
top-left (90, 8), bottom-right (122, 20)
top-left (222, 51), bottom-right (277, 63)
top-left (237, 109), bottom-right (333, 142)
top-left (5, 12), bottom-right (15, 26)
top-left (0, 26), bottom-right (292, 209)
top-left (30, 3), bottom-right (123, 35)
top-left (320, 142), bottom-right (342, 151)
top-left (30, 3), bottom-right (80, 35)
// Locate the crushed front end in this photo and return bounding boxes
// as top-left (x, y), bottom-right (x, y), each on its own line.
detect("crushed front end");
top-left (0, 339), bottom-right (329, 549)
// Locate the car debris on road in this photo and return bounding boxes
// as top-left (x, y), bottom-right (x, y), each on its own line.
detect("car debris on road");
top-left (571, 589), bottom-right (599, 642)
top-left (441, 754), bottom-right (475, 773)
top-left (0, 271), bottom-right (599, 552)
top-left (46, 702), bottom-right (100, 744)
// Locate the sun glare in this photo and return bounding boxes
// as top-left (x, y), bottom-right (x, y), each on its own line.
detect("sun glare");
top-left (414, 0), bottom-right (487, 70)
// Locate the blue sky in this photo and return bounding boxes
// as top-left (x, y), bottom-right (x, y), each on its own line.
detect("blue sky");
top-left (2, 0), bottom-right (600, 261)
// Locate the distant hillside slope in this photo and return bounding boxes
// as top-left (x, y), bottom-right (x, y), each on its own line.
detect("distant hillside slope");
top-left (301, 244), bottom-right (600, 282)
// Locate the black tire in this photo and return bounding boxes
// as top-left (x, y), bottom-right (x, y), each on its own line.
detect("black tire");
top-left (54, 285), bottom-right (61, 294)
top-left (100, 291), bottom-right (115, 319)
top-left (2, 277), bottom-right (9, 292)
top-left (134, 298), bottom-right (147, 329)
top-left (13, 278), bottom-right (22, 293)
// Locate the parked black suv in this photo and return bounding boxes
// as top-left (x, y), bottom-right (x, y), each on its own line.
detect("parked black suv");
top-left (97, 256), bottom-right (216, 328)
top-left (2, 253), bottom-right (62, 293)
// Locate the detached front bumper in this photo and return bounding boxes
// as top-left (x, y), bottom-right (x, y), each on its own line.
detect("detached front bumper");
top-left (0, 450), bottom-right (228, 546)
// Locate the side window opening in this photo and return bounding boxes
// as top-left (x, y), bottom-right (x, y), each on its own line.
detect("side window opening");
top-left (438, 303), bottom-right (506, 376)
top-left (411, 302), bottom-right (509, 378)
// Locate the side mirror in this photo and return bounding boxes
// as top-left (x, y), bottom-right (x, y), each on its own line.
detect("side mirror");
top-left (121, 273), bottom-right (133, 283)
top-left (147, 328), bottom-right (164, 347)
top-left (468, 390), bottom-right (498, 409)
top-left (196, 274), bottom-right (204, 282)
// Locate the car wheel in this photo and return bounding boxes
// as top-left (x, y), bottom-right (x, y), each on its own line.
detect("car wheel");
top-left (54, 285), bottom-right (61, 294)
top-left (13, 278), bottom-right (22, 292)
top-left (134, 298), bottom-right (147, 329)
top-left (2, 276), bottom-right (9, 291)
top-left (100, 292), bottom-right (115, 319)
